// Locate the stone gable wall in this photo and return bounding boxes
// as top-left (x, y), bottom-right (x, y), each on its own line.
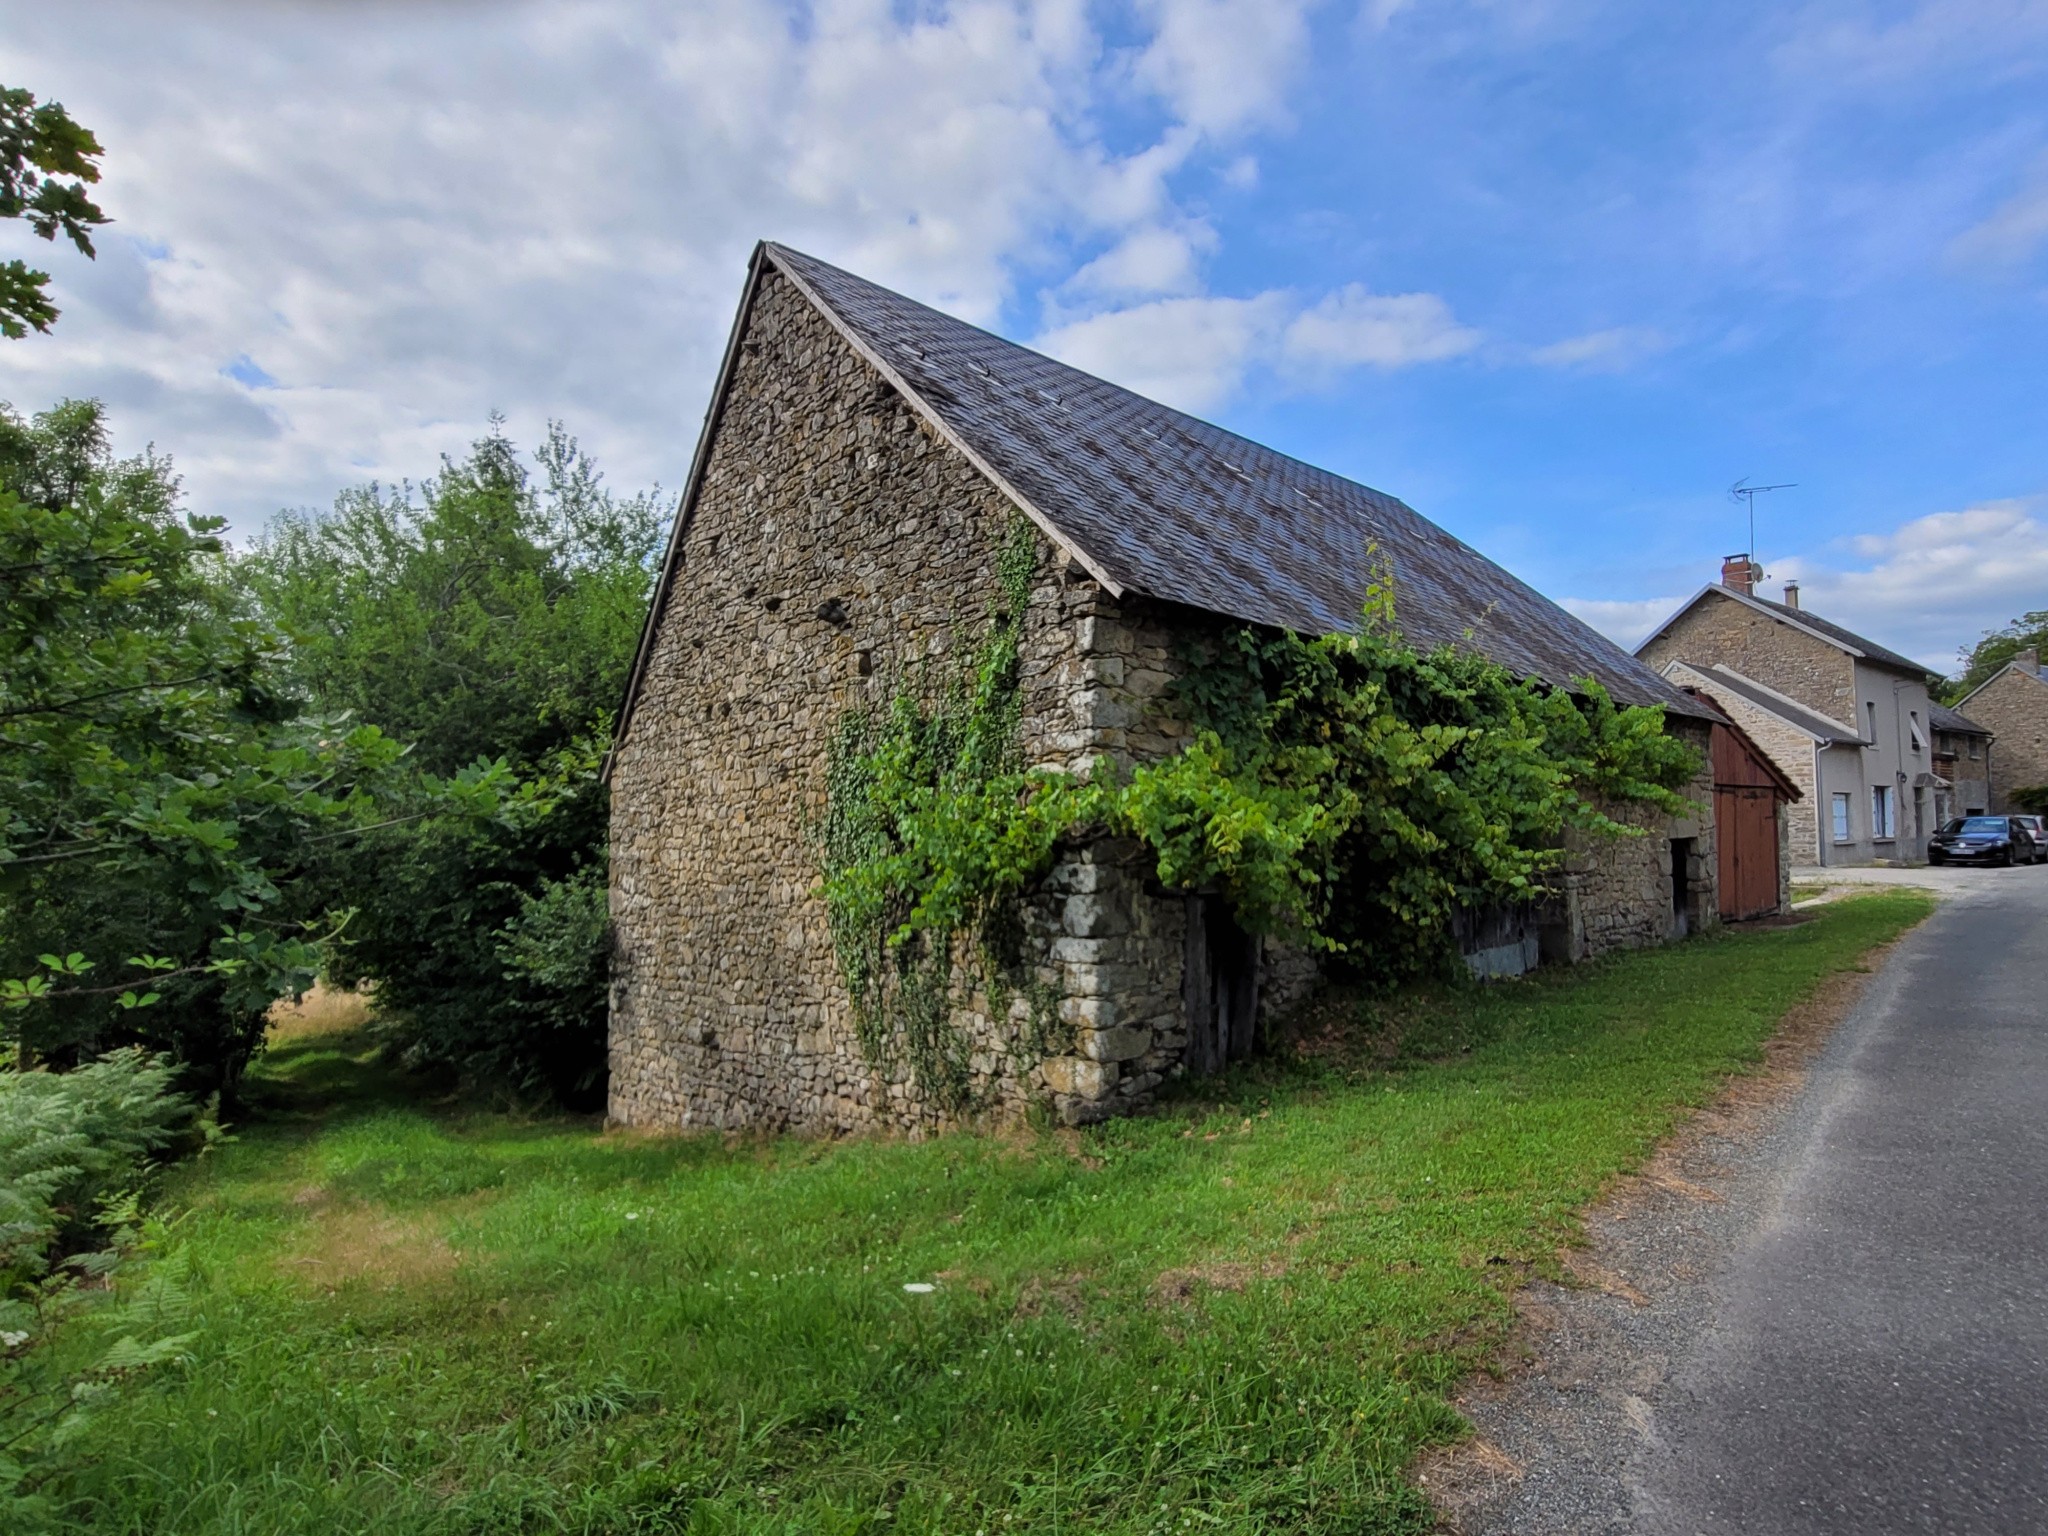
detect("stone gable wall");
top-left (1965, 668), bottom-right (2048, 811)
top-left (1641, 594), bottom-right (1856, 726)
top-left (608, 271), bottom-right (1208, 1134)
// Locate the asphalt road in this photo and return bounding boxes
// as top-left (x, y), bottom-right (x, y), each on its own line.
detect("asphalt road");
top-left (1635, 867), bottom-right (2048, 1534)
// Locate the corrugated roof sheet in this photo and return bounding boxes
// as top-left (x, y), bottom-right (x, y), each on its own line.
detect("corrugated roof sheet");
top-left (767, 243), bottom-right (1711, 718)
top-left (1667, 662), bottom-right (1867, 746)
top-left (1930, 701), bottom-right (1991, 735)
top-left (1744, 594), bottom-right (1934, 677)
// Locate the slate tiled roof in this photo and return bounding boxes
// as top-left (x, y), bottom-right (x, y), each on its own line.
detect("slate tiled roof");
top-left (764, 243), bottom-right (1710, 718)
top-left (1738, 594), bottom-right (1934, 678)
top-left (1930, 701), bottom-right (1991, 736)
top-left (1667, 662), bottom-right (1867, 746)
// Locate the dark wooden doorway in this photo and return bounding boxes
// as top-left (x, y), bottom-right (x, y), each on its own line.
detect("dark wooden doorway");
top-left (1183, 895), bottom-right (1259, 1076)
top-left (1716, 787), bottom-right (1780, 921)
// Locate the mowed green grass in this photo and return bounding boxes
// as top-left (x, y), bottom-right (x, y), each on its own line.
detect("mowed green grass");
top-left (58, 893), bottom-right (1929, 1536)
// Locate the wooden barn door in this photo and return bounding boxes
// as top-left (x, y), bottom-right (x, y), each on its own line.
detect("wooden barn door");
top-left (1716, 787), bottom-right (1780, 921)
top-left (1183, 896), bottom-right (1260, 1076)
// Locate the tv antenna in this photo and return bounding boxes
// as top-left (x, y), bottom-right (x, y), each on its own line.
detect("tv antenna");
top-left (1729, 478), bottom-right (1796, 567)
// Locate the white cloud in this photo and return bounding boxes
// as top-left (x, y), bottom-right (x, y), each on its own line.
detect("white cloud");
top-left (1530, 325), bottom-right (1671, 372)
top-left (1036, 292), bottom-right (1291, 411)
top-left (1777, 0), bottom-right (2048, 87)
top-left (1131, 0), bottom-right (1322, 138)
top-left (1571, 499), bottom-right (2048, 672)
top-left (1062, 224), bottom-right (1214, 298)
top-left (0, 0), bottom-right (1322, 531)
top-left (1561, 595), bottom-right (1687, 652)
top-left (1035, 280), bottom-right (1481, 412)
top-left (1775, 499), bottom-right (2048, 670)
top-left (1950, 156), bottom-right (2048, 266)
top-left (1281, 284), bottom-right (1481, 373)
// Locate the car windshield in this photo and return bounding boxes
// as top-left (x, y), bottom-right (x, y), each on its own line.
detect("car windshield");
top-left (1947, 817), bottom-right (2009, 835)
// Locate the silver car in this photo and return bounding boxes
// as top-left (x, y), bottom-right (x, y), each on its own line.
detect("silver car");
top-left (2015, 815), bottom-right (2048, 865)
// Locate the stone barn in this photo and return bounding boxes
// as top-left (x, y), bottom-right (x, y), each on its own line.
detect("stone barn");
top-left (605, 242), bottom-right (1719, 1133)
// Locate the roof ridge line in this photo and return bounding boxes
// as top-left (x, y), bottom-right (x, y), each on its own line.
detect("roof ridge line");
top-left (1954, 657), bottom-right (2048, 709)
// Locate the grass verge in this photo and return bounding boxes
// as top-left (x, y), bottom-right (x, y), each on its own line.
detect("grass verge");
top-left (56, 892), bottom-right (1930, 1535)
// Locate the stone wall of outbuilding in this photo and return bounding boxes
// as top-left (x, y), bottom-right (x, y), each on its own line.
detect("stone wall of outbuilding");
top-left (1545, 717), bottom-right (1719, 960)
top-left (608, 271), bottom-right (1220, 1134)
top-left (611, 270), bottom-right (1050, 1133)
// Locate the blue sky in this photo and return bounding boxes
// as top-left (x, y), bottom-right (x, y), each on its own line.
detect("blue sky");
top-left (4, 0), bottom-right (2046, 671)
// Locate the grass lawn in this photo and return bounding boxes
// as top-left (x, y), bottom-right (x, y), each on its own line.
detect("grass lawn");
top-left (57, 892), bottom-right (1929, 1535)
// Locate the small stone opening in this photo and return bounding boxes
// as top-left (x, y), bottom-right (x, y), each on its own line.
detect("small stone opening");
top-left (1183, 895), bottom-right (1259, 1077)
top-left (1669, 837), bottom-right (1695, 938)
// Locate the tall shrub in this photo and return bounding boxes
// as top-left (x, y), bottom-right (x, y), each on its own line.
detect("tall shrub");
top-left (246, 425), bottom-right (667, 1102)
top-left (0, 401), bottom-right (415, 1092)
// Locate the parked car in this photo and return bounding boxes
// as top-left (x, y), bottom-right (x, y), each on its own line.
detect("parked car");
top-left (1929, 816), bottom-right (2042, 867)
top-left (2015, 815), bottom-right (2048, 863)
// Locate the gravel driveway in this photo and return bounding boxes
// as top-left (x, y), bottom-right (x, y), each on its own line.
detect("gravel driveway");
top-left (1433, 863), bottom-right (2048, 1534)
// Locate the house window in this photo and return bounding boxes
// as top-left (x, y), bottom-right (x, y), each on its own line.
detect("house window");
top-left (1865, 701), bottom-right (1878, 742)
top-left (1832, 792), bottom-right (1852, 842)
top-left (1909, 711), bottom-right (1924, 754)
top-left (1872, 784), bottom-right (1895, 841)
top-left (1969, 737), bottom-right (1981, 760)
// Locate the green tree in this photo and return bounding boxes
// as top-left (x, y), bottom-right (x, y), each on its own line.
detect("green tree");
top-left (0, 86), bottom-right (107, 340)
top-left (1947, 609), bottom-right (2048, 702)
top-left (247, 424), bottom-right (667, 1102)
top-left (0, 400), bottom-right (476, 1094)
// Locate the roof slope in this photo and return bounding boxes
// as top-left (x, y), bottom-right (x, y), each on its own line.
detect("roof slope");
top-left (764, 244), bottom-right (1707, 716)
top-left (1955, 655), bottom-right (2048, 712)
top-left (1930, 701), bottom-right (1991, 735)
top-left (1659, 660), bottom-right (1866, 746)
top-left (1739, 594), bottom-right (1933, 677)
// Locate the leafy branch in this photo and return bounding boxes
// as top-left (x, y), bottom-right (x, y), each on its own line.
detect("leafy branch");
top-left (0, 84), bottom-right (108, 339)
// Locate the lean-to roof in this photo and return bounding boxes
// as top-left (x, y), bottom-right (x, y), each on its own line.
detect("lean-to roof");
top-left (1660, 661), bottom-right (1866, 746)
top-left (1929, 701), bottom-right (1991, 736)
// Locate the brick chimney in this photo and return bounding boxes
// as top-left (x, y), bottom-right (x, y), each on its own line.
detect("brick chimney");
top-left (2019, 646), bottom-right (2041, 676)
top-left (1720, 553), bottom-right (1760, 596)
top-left (1782, 580), bottom-right (1801, 610)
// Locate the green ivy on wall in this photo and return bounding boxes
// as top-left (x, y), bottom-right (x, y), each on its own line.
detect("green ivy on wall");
top-left (815, 518), bottom-right (1084, 1110)
top-left (817, 528), bottom-right (1702, 1108)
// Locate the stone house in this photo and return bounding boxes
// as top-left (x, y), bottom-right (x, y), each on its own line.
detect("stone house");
top-left (1929, 703), bottom-right (1994, 822)
top-left (605, 242), bottom-right (1720, 1135)
top-left (1955, 647), bottom-right (2048, 812)
top-left (1638, 563), bottom-right (1944, 865)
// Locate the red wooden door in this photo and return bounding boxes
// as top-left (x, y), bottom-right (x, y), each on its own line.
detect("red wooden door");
top-left (1716, 787), bottom-right (1780, 920)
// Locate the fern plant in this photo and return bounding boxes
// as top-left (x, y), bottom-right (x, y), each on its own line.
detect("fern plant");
top-left (0, 1049), bottom-right (196, 1527)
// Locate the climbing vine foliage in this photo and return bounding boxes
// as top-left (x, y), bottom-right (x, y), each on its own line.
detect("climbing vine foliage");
top-left (819, 529), bottom-right (1700, 1105)
top-left (817, 519), bottom-right (1085, 1109)
top-left (1118, 577), bottom-right (1698, 976)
